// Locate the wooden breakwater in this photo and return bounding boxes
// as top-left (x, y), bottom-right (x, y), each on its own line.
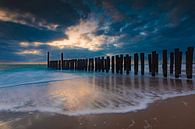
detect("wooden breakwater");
top-left (47, 47), bottom-right (194, 79)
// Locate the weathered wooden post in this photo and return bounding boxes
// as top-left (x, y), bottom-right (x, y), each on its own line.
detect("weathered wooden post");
top-left (162, 50), bottom-right (167, 77)
top-left (101, 57), bottom-right (105, 72)
top-left (120, 54), bottom-right (123, 74)
top-left (78, 59), bottom-right (80, 70)
top-left (125, 54), bottom-right (130, 74)
top-left (116, 55), bottom-right (119, 73)
top-left (95, 58), bottom-right (97, 72)
top-left (186, 47), bottom-right (194, 79)
top-left (151, 51), bottom-right (156, 76)
top-left (112, 56), bottom-right (115, 73)
top-left (74, 59), bottom-right (76, 70)
top-left (124, 55), bottom-right (127, 73)
top-left (97, 57), bottom-right (101, 72)
top-left (134, 53), bottom-right (138, 75)
top-left (155, 53), bottom-right (159, 73)
top-left (88, 58), bottom-right (91, 71)
top-left (148, 54), bottom-right (151, 73)
top-left (140, 53), bottom-right (144, 75)
top-left (106, 56), bottom-right (110, 73)
top-left (175, 48), bottom-right (180, 78)
top-left (61, 53), bottom-right (63, 70)
top-left (129, 55), bottom-right (131, 71)
top-left (47, 52), bottom-right (50, 68)
top-left (179, 51), bottom-right (182, 74)
top-left (92, 58), bottom-right (94, 71)
top-left (170, 52), bottom-right (174, 74)
top-left (124, 55), bottom-right (127, 71)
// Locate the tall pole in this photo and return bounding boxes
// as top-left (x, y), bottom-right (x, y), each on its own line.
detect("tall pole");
top-left (61, 53), bottom-right (63, 70)
top-left (47, 52), bottom-right (50, 68)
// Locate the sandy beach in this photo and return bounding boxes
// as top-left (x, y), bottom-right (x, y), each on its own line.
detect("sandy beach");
top-left (0, 73), bottom-right (195, 129)
top-left (0, 94), bottom-right (195, 129)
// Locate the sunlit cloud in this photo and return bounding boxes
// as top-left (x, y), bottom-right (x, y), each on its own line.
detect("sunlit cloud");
top-left (20, 18), bottom-right (123, 51)
top-left (16, 50), bottom-right (41, 55)
top-left (0, 8), bottom-right (59, 30)
top-left (20, 42), bottom-right (30, 47)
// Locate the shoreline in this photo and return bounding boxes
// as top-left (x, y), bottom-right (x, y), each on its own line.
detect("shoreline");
top-left (1, 94), bottom-right (195, 129)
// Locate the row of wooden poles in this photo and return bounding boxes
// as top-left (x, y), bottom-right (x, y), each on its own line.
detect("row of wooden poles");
top-left (48, 47), bottom-right (194, 79)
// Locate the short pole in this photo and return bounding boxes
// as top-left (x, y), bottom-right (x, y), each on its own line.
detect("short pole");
top-left (140, 53), bottom-right (144, 75)
top-left (134, 53), bottom-right (138, 75)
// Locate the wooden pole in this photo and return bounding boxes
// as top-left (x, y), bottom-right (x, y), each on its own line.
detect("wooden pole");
top-left (116, 55), bottom-right (119, 74)
top-left (85, 59), bottom-right (88, 71)
top-left (112, 56), bottom-right (115, 73)
top-left (95, 58), bottom-right (97, 72)
top-left (129, 56), bottom-right (131, 71)
top-left (162, 50), bottom-right (167, 77)
top-left (151, 51), bottom-right (156, 76)
top-left (186, 47), bottom-right (194, 79)
top-left (120, 54), bottom-right (123, 74)
top-left (61, 53), bottom-right (63, 70)
top-left (98, 57), bottom-right (101, 72)
top-left (102, 57), bottom-right (105, 72)
top-left (175, 48), bottom-right (180, 78)
top-left (47, 52), bottom-right (50, 68)
top-left (140, 53), bottom-right (144, 75)
top-left (125, 54), bottom-right (130, 75)
top-left (148, 54), bottom-right (151, 73)
top-left (170, 52), bottom-right (174, 74)
top-left (155, 53), bottom-right (159, 73)
top-left (179, 51), bottom-right (182, 74)
top-left (124, 55), bottom-right (127, 71)
top-left (92, 58), bottom-right (94, 71)
top-left (124, 54), bottom-right (129, 74)
top-left (134, 53), bottom-right (138, 75)
top-left (106, 56), bottom-right (110, 73)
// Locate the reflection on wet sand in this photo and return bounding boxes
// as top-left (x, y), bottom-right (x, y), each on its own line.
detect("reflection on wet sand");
top-left (91, 75), bottom-right (194, 92)
top-left (46, 75), bottom-right (194, 114)
top-left (0, 121), bottom-right (12, 129)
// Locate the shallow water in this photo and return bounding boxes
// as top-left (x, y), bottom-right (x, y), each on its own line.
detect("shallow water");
top-left (0, 64), bottom-right (194, 116)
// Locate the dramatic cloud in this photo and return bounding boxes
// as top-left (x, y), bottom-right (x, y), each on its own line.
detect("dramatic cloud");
top-left (0, 9), bottom-right (59, 30)
top-left (0, 0), bottom-right (194, 62)
top-left (21, 18), bottom-right (124, 51)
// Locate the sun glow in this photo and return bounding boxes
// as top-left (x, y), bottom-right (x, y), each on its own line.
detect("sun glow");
top-left (16, 50), bottom-right (41, 55)
top-left (48, 80), bottom-right (100, 111)
top-left (46, 19), bottom-right (121, 51)
top-left (19, 18), bottom-right (123, 51)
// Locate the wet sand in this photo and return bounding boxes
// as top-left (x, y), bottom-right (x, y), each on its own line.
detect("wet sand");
top-left (1, 94), bottom-right (195, 129)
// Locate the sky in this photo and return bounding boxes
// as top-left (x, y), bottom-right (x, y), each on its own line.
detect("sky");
top-left (0, 0), bottom-right (194, 63)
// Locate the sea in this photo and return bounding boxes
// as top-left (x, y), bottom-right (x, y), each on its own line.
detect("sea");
top-left (0, 64), bottom-right (194, 116)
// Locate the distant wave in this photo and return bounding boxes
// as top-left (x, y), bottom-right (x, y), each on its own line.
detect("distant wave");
top-left (0, 77), bottom-right (80, 89)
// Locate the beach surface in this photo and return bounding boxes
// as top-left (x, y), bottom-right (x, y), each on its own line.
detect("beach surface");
top-left (1, 94), bottom-right (195, 129)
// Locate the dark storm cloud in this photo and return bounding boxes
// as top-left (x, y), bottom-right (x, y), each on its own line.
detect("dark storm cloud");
top-left (0, 0), bottom-right (90, 27)
top-left (0, 0), bottom-right (194, 62)
top-left (0, 21), bottom-right (65, 42)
